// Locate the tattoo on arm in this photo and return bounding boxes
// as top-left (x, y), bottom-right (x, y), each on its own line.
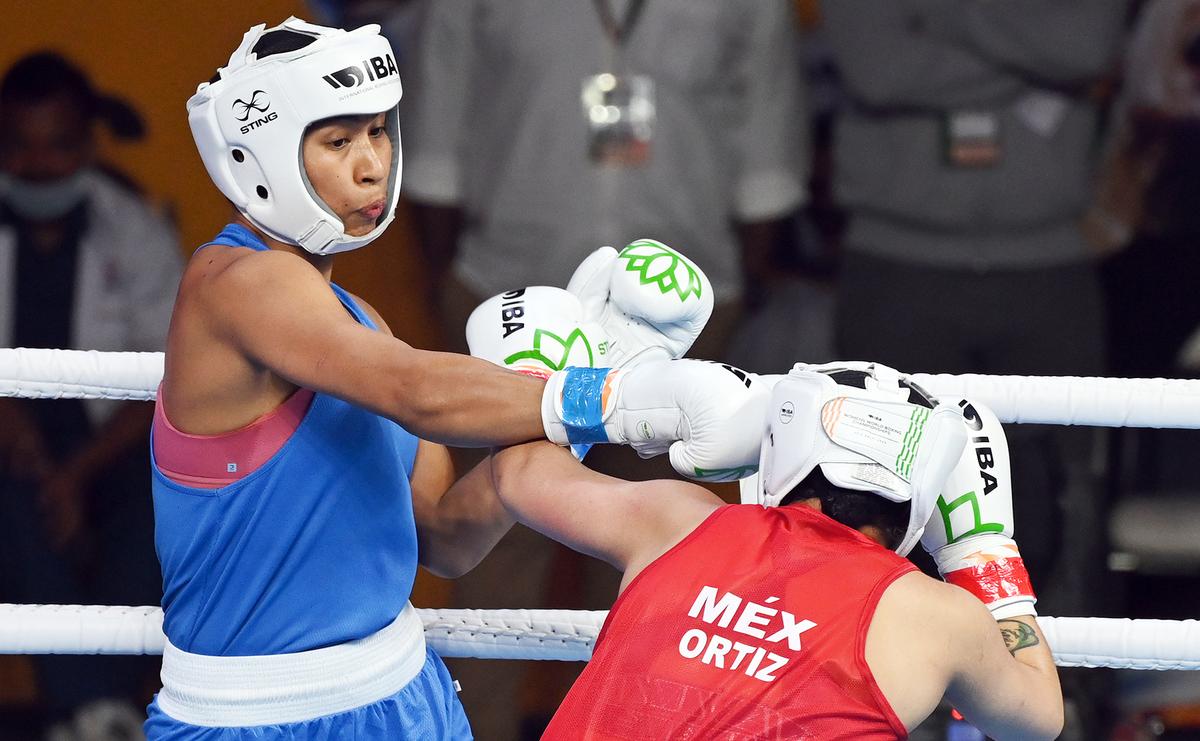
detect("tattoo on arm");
top-left (998, 619), bottom-right (1040, 655)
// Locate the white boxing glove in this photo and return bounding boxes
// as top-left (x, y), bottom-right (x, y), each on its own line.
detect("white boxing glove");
top-left (466, 286), bottom-right (607, 378)
top-left (920, 399), bottom-right (1037, 620)
top-left (567, 239), bottom-right (714, 367)
top-left (541, 359), bottom-right (770, 482)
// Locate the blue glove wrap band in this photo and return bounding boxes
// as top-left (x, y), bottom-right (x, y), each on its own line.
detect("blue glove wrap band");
top-left (559, 367), bottom-right (612, 446)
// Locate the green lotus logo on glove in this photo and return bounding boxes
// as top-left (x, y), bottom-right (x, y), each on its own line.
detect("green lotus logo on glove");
top-left (618, 239), bottom-right (704, 303)
top-left (504, 328), bottom-right (596, 370)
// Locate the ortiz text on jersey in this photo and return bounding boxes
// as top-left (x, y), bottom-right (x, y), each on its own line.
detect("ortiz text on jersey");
top-left (678, 586), bottom-right (817, 683)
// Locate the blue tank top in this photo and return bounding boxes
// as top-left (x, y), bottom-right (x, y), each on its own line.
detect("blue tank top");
top-left (152, 224), bottom-right (420, 656)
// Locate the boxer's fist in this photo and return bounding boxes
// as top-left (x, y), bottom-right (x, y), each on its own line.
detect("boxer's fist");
top-left (567, 239), bottom-right (713, 367)
top-left (921, 399), bottom-right (1036, 619)
top-left (466, 287), bottom-right (607, 377)
top-left (541, 360), bottom-right (768, 482)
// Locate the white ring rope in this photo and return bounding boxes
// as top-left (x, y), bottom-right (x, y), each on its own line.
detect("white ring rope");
top-left (907, 372), bottom-right (1200, 428)
top-left (0, 605), bottom-right (603, 662)
top-left (0, 348), bottom-right (161, 401)
top-left (0, 605), bottom-right (1197, 671)
top-left (4, 348), bottom-right (1200, 672)
top-left (6, 348), bottom-right (1200, 428)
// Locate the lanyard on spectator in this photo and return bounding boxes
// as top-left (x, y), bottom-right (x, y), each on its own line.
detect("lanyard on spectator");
top-left (584, 0), bottom-right (655, 167)
top-left (593, 0), bottom-right (647, 69)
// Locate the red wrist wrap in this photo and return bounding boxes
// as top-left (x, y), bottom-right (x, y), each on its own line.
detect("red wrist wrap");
top-left (515, 368), bottom-right (553, 380)
top-left (943, 555), bottom-right (1035, 606)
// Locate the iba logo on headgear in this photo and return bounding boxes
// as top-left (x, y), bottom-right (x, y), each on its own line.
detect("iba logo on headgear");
top-left (323, 54), bottom-right (399, 89)
top-left (232, 90), bottom-right (278, 134)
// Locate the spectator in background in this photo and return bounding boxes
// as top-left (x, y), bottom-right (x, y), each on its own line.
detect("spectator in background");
top-left (820, 5), bottom-right (1125, 738)
top-left (403, 3), bottom-right (805, 737)
top-left (822, 0), bottom-right (1123, 589)
top-left (728, 3), bottom-right (843, 374)
top-left (1088, 0), bottom-right (1200, 377)
top-left (405, 0), bottom-right (806, 359)
top-left (0, 51), bottom-right (183, 736)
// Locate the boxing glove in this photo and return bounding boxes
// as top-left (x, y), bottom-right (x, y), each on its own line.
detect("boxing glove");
top-left (920, 399), bottom-right (1037, 619)
top-left (566, 239), bottom-right (713, 367)
top-left (466, 286), bottom-right (606, 378)
top-left (542, 359), bottom-right (770, 482)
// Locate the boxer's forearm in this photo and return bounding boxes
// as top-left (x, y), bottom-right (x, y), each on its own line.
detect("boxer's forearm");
top-left (998, 617), bottom-right (1058, 684)
top-left (946, 593), bottom-right (1064, 741)
top-left (490, 441), bottom-right (643, 570)
top-left (491, 442), bottom-right (720, 572)
top-left (489, 442), bottom-right (584, 538)
top-left (991, 616), bottom-right (1063, 740)
top-left (391, 349), bottom-right (547, 447)
top-left (415, 456), bottom-right (515, 579)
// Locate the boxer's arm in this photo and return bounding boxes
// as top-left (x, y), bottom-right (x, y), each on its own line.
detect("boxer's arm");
top-left (410, 440), bottom-right (515, 578)
top-left (206, 249), bottom-right (545, 447)
top-left (942, 588), bottom-right (1063, 741)
top-left (917, 397), bottom-right (1059, 737)
top-left (490, 442), bottom-right (721, 574)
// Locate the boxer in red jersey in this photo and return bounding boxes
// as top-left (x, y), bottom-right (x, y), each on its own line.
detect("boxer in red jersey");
top-left (489, 363), bottom-right (1063, 740)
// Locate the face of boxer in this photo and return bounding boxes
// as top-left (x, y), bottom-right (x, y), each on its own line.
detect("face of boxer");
top-left (301, 111), bottom-right (391, 238)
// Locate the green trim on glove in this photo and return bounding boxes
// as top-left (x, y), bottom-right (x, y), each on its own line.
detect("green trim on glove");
top-left (503, 327), bottom-right (598, 370)
top-left (618, 239), bottom-right (705, 303)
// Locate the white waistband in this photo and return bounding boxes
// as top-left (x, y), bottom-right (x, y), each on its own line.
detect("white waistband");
top-left (157, 603), bottom-right (426, 727)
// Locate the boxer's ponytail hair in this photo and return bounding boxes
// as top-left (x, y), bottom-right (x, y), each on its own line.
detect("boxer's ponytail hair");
top-left (779, 469), bottom-right (911, 551)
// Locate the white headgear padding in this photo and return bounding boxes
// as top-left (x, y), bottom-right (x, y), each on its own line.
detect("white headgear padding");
top-left (754, 362), bottom-right (967, 556)
top-left (188, 17), bottom-right (403, 255)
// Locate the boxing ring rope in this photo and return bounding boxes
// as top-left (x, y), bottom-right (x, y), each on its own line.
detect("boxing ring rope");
top-left (2, 604), bottom-right (1198, 671)
top-left (5, 347), bottom-right (1200, 428)
top-left (3, 347), bottom-right (1200, 671)
top-left (0, 348), bottom-right (162, 402)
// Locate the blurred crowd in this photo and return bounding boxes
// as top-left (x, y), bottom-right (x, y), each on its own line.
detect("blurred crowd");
top-left (2, 0), bottom-right (1200, 739)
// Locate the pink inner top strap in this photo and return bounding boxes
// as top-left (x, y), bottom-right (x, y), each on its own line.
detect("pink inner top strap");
top-left (153, 385), bottom-right (316, 489)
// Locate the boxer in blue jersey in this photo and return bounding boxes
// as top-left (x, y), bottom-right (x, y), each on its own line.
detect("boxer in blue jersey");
top-left (147, 16), bottom-right (751, 740)
top-left (149, 19), bottom-right (524, 739)
top-left (146, 223), bottom-right (474, 738)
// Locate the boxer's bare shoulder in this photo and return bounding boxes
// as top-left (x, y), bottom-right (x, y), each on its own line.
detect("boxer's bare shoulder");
top-left (866, 572), bottom-right (975, 729)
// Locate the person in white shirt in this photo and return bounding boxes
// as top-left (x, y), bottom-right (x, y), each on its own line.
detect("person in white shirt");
top-left (0, 50), bottom-right (183, 732)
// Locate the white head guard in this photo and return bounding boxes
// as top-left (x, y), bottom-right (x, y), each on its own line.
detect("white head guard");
top-left (187, 17), bottom-right (402, 255)
top-left (751, 362), bottom-right (967, 556)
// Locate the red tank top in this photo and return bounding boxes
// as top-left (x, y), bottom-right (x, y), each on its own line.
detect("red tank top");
top-left (544, 505), bottom-right (916, 741)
